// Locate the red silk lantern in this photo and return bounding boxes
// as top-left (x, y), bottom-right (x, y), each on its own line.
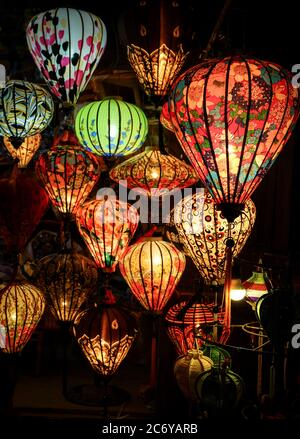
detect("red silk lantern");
top-left (168, 56), bottom-right (300, 221)
top-left (0, 167), bottom-right (49, 253)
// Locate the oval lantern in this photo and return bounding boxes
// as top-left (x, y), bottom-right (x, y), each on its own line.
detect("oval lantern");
top-left (243, 268), bottom-right (270, 310)
top-left (35, 130), bottom-right (101, 215)
top-left (0, 281), bottom-right (45, 353)
top-left (174, 349), bottom-right (213, 401)
top-left (36, 251), bottom-right (98, 322)
top-left (75, 98), bottom-right (148, 156)
top-left (0, 80), bottom-right (54, 148)
top-left (0, 167), bottom-right (49, 253)
top-left (73, 302), bottom-right (137, 378)
top-left (76, 198), bottom-right (139, 272)
top-left (3, 134), bottom-right (42, 168)
top-left (174, 190), bottom-right (256, 285)
top-left (26, 7), bottom-right (107, 105)
top-left (119, 238), bottom-right (186, 313)
top-left (168, 56), bottom-right (300, 221)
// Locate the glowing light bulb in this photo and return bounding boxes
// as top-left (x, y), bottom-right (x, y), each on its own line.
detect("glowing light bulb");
top-left (230, 278), bottom-right (246, 301)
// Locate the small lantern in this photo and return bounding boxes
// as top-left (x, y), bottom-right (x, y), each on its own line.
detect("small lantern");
top-left (243, 269), bottom-right (269, 310)
top-left (75, 98), bottom-right (148, 156)
top-left (3, 134), bottom-right (41, 168)
top-left (119, 238), bottom-right (186, 313)
top-left (0, 281), bottom-right (45, 353)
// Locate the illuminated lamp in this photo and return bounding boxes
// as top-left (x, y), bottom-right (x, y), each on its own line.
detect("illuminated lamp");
top-left (3, 134), bottom-right (41, 168)
top-left (230, 278), bottom-right (246, 301)
top-left (75, 98), bottom-right (148, 157)
top-left (243, 267), bottom-right (270, 310)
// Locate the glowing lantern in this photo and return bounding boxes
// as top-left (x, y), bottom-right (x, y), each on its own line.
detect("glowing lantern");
top-left (26, 7), bottom-right (107, 105)
top-left (168, 57), bottom-right (300, 221)
top-left (36, 251), bottom-right (98, 322)
top-left (0, 80), bottom-right (54, 148)
top-left (119, 238), bottom-right (186, 313)
top-left (174, 191), bottom-right (256, 285)
top-left (110, 146), bottom-right (198, 197)
top-left (3, 134), bottom-right (41, 168)
top-left (76, 198), bottom-right (139, 272)
top-left (35, 131), bottom-right (101, 215)
top-left (0, 167), bottom-right (49, 253)
top-left (243, 269), bottom-right (269, 310)
top-left (0, 281), bottom-right (45, 353)
top-left (75, 98), bottom-right (148, 157)
top-left (73, 300), bottom-right (137, 377)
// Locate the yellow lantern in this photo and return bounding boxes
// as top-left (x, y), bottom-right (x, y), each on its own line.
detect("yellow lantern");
top-left (3, 134), bottom-right (41, 168)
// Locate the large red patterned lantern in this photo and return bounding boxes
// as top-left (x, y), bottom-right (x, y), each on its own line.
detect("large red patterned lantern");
top-left (168, 57), bottom-right (300, 221)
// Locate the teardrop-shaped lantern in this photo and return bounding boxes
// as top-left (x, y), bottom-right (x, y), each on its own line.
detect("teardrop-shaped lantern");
top-left (36, 251), bottom-right (98, 322)
top-left (110, 146), bottom-right (198, 196)
top-left (35, 131), bottom-right (101, 215)
top-left (0, 80), bottom-right (54, 148)
top-left (0, 281), bottom-right (45, 353)
top-left (3, 134), bottom-right (41, 168)
top-left (75, 98), bottom-right (148, 157)
top-left (243, 269), bottom-right (270, 310)
top-left (168, 57), bottom-right (300, 221)
top-left (174, 191), bottom-right (256, 284)
top-left (0, 167), bottom-right (49, 253)
top-left (76, 198), bottom-right (139, 272)
top-left (119, 237), bottom-right (186, 313)
top-left (73, 302), bottom-right (137, 377)
top-left (174, 349), bottom-right (213, 401)
top-left (26, 8), bottom-right (107, 105)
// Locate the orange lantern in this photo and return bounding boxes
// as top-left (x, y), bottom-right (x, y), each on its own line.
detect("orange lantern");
top-left (3, 134), bottom-right (41, 168)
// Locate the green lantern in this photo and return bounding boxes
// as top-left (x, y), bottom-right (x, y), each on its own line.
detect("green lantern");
top-left (75, 98), bottom-right (148, 157)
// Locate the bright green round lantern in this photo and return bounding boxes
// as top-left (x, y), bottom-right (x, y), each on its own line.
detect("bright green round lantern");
top-left (75, 98), bottom-right (148, 156)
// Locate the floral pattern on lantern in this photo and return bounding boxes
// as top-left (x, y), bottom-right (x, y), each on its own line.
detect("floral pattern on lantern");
top-left (3, 134), bottom-right (42, 168)
top-left (174, 191), bottom-right (256, 284)
top-left (109, 146), bottom-right (198, 197)
top-left (119, 238), bottom-right (186, 313)
top-left (73, 303), bottom-right (137, 377)
top-left (76, 198), bottom-right (139, 272)
top-left (26, 8), bottom-right (107, 104)
top-left (35, 140), bottom-right (101, 215)
top-left (0, 80), bottom-right (54, 142)
top-left (168, 57), bottom-right (300, 206)
top-left (36, 252), bottom-right (98, 322)
top-left (0, 281), bottom-right (45, 353)
top-left (127, 44), bottom-right (188, 97)
top-left (75, 98), bottom-right (148, 156)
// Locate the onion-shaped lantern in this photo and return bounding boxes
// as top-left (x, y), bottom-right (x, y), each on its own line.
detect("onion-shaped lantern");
top-left (0, 80), bottom-right (54, 148)
top-left (174, 191), bottom-right (256, 285)
top-left (73, 301), bottom-right (137, 377)
top-left (75, 98), bottom-right (148, 157)
top-left (36, 251), bottom-right (98, 322)
top-left (76, 198), bottom-right (139, 273)
top-left (3, 134), bottom-right (41, 168)
top-left (243, 269), bottom-right (270, 310)
top-left (174, 349), bottom-right (213, 401)
top-left (119, 238), bottom-right (186, 313)
top-left (0, 281), bottom-right (45, 353)
top-left (109, 146), bottom-right (198, 197)
top-left (0, 167), bottom-right (49, 253)
top-left (165, 298), bottom-right (216, 356)
top-left (26, 8), bottom-right (107, 105)
top-left (35, 131), bottom-right (101, 215)
top-left (168, 57), bottom-right (300, 222)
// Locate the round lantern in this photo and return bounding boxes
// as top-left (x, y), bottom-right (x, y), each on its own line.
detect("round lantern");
top-left (109, 146), bottom-right (198, 196)
top-left (168, 56), bottom-right (300, 221)
top-left (119, 238), bottom-right (186, 313)
top-left (0, 281), bottom-right (45, 353)
top-left (26, 7), bottom-right (107, 105)
top-left (243, 269), bottom-right (270, 310)
top-left (73, 302), bottom-right (137, 377)
top-left (174, 190), bottom-right (256, 285)
top-left (36, 251), bottom-right (98, 322)
top-left (0, 80), bottom-right (54, 148)
top-left (0, 167), bottom-right (49, 253)
top-left (75, 98), bottom-right (148, 156)
top-left (76, 198), bottom-right (139, 272)
top-left (195, 366), bottom-right (245, 411)
top-left (35, 131), bottom-right (101, 215)
top-left (174, 349), bottom-right (213, 401)
top-left (3, 134), bottom-right (41, 168)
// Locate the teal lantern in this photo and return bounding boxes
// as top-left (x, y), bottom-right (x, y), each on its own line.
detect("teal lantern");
top-left (0, 80), bottom-right (54, 148)
top-left (75, 98), bottom-right (148, 156)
